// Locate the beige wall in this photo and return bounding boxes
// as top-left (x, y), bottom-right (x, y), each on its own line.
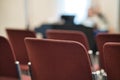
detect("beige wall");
top-left (0, 0), bottom-right (119, 37)
top-left (0, 0), bottom-right (26, 37)
top-left (0, 0), bottom-right (26, 28)
top-left (92, 0), bottom-right (119, 32)
top-left (0, 0), bottom-right (61, 37)
top-left (28, 0), bottom-right (60, 30)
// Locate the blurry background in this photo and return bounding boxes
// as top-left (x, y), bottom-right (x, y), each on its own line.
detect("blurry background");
top-left (0, 0), bottom-right (119, 37)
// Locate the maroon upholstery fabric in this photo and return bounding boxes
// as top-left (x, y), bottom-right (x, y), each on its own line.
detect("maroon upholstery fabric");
top-left (0, 36), bottom-right (19, 79)
top-left (0, 77), bottom-right (18, 80)
top-left (103, 42), bottom-right (120, 80)
top-left (96, 33), bottom-right (120, 69)
top-left (21, 74), bottom-right (31, 80)
top-left (6, 29), bottom-right (36, 70)
top-left (46, 29), bottom-right (90, 51)
top-left (20, 64), bottom-right (29, 71)
top-left (25, 38), bottom-right (92, 80)
top-left (0, 74), bottom-right (31, 80)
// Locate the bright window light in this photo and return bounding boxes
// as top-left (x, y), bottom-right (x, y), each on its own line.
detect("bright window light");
top-left (62, 0), bottom-right (91, 24)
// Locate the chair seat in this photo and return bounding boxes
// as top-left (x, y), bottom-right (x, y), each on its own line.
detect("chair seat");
top-left (91, 64), bottom-right (100, 71)
top-left (20, 64), bottom-right (29, 71)
top-left (22, 74), bottom-right (31, 80)
top-left (0, 76), bottom-right (18, 80)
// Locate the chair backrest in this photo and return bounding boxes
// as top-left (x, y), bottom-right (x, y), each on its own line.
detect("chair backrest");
top-left (35, 24), bottom-right (95, 51)
top-left (6, 29), bottom-right (36, 65)
top-left (0, 36), bottom-right (19, 78)
top-left (25, 38), bottom-right (92, 80)
top-left (96, 33), bottom-right (120, 69)
top-left (46, 29), bottom-right (90, 51)
top-left (103, 42), bottom-right (120, 80)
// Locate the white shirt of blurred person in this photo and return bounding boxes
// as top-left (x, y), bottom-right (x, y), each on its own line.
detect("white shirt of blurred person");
top-left (82, 7), bottom-right (109, 32)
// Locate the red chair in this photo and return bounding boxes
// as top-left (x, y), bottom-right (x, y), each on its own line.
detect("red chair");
top-left (103, 42), bottom-right (120, 80)
top-left (96, 33), bottom-right (120, 70)
top-left (0, 36), bottom-right (31, 80)
top-left (46, 29), bottom-right (90, 50)
top-left (25, 38), bottom-right (93, 80)
top-left (6, 29), bottom-right (36, 71)
top-left (46, 29), bottom-right (98, 70)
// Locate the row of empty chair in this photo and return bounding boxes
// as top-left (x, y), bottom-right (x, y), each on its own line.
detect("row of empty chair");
top-left (46, 29), bottom-right (120, 71)
top-left (96, 34), bottom-right (120, 70)
top-left (6, 29), bottom-right (36, 72)
top-left (25, 38), bottom-right (120, 80)
top-left (0, 36), bottom-right (31, 80)
top-left (0, 34), bottom-right (93, 80)
top-left (0, 29), bottom-right (120, 80)
top-left (46, 29), bottom-right (97, 71)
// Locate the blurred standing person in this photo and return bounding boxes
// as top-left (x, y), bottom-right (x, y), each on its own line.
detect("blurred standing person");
top-left (93, 6), bottom-right (109, 32)
top-left (83, 6), bottom-right (115, 34)
top-left (82, 6), bottom-right (115, 54)
top-left (93, 6), bottom-right (115, 33)
top-left (82, 7), bottom-right (97, 29)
